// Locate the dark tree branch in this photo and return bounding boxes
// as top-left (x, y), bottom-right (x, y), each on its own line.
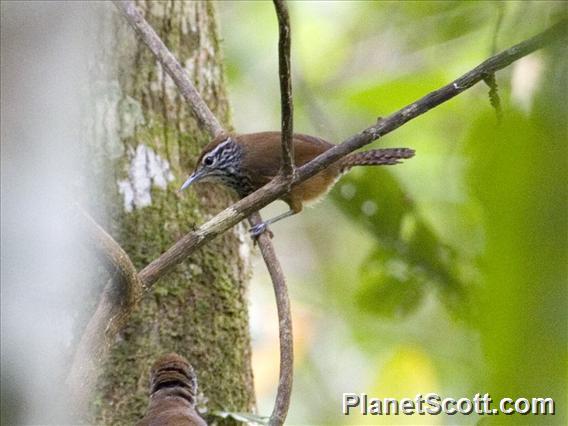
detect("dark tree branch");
top-left (74, 203), bottom-right (144, 302)
top-left (67, 278), bottom-right (125, 413)
top-left (273, 0), bottom-right (294, 179)
top-left (76, 2), bottom-right (567, 418)
top-left (139, 18), bottom-right (567, 288)
top-left (248, 213), bottom-right (293, 426)
top-left (136, 21), bottom-right (565, 424)
top-left (138, 174), bottom-right (286, 287)
top-left (68, 205), bottom-right (144, 412)
top-left (116, 3), bottom-right (296, 420)
top-left (74, 2), bottom-right (294, 423)
top-left (267, 2), bottom-right (294, 423)
top-left (113, 0), bottom-right (224, 137)
top-left (291, 19), bottom-right (566, 181)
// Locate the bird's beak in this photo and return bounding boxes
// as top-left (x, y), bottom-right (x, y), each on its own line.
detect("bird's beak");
top-left (179, 171), bottom-right (202, 192)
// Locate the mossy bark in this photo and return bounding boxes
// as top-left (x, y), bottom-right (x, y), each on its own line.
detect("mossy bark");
top-left (87, 2), bottom-right (255, 424)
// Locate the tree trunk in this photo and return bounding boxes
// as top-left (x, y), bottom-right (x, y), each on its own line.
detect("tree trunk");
top-left (86, 2), bottom-right (255, 423)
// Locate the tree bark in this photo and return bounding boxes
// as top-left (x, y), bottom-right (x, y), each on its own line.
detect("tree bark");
top-left (86, 2), bottom-right (255, 423)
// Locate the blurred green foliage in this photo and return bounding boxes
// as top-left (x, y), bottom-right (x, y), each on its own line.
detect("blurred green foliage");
top-left (333, 168), bottom-right (465, 321)
top-left (220, 1), bottom-right (566, 424)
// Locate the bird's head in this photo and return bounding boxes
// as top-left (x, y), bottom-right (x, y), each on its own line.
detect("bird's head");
top-left (179, 134), bottom-right (242, 192)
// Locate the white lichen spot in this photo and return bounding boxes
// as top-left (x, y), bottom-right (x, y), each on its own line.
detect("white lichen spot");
top-left (187, 3), bottom-right (198, 35)
top-left (149, 78), bottom-right (160, 93)
top-left (153, 62), bottom-right (179, 102)
top-left (340, 183), bottom-right (357, 199)
top-left (361, 200), bottom-right (378, 216)
top-left (117, 179), bottom-right (135, 213)
top-left (117, 144), bottom-right (174, 212)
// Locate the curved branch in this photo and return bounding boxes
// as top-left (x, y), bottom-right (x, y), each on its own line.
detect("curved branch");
top-left (138, 19), bottom-right (567, 288)
top-left (292, 19), bottom-right (566, 181)
top-left (75, 203), bottom-right (144, 303)
top-left (249, 213), bottom-right (293, 426)
top-left (68, 205), bottom-right (144, 413)
top-left (267, 2), bottom-right (294, 424)
top-left (273, 0), bottom-right (294, 178)
top-left (77, 3), bottom-right (566, 415)
top-left (77, 5), bottom-right (295, 424)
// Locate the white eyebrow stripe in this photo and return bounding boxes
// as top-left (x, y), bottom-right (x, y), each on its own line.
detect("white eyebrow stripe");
top-left (207, 138), bottom-right (232, 159)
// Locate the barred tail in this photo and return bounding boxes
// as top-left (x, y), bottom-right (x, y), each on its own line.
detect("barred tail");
top-left (339, 148), bottom-right (415, 173)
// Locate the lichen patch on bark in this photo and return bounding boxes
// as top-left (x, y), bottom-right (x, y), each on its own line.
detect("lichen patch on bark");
top-left (117, 144), bottom-right (174, 212)
top-left (91, 2), bottom-right (254, 424)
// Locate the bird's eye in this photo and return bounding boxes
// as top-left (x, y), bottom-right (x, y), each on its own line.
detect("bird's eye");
top-left (203, 156), bottom-right (214, 166)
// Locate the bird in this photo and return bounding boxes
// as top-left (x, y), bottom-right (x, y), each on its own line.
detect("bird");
top-left (179, 131), bottom-right (415, 236)
top-left (136, 353), bottom-right (207, 426)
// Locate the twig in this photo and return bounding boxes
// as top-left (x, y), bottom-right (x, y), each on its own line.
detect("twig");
top-left (84, 4), bottom-right (294, 425)
top-left (77, 2), bottom-right (566, 415)
top-left (138, 19), bottom-right (567, 288)
top-left (113, 0), bottom-right (224, 137)
top-left (74, 203), bottom-right (144, 303)
top-left (267, 2), bottom-right (294, 423)
top-left (249, 213), bottom-right (293, 426)
top-left (273, 0), bottom-right (294, 179)
top-left (67, 205), bottom-right (143, 413)
top-left (290, 19), bottom-right (566, 180)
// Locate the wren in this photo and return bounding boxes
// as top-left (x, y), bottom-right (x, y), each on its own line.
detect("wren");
top-left (180, 131), bottom-right (415, 236)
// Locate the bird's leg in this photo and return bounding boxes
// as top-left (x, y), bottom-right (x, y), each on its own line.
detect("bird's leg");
top-left (250, 199), bottom-right (302, 238)
top-left (249, 209), bottom-right (297, 238)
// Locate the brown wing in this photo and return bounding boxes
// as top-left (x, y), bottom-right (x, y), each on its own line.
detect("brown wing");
top-left (237, 132), bottom-right (333, 187)
top-left (237, 132), bottom-right (282, 188)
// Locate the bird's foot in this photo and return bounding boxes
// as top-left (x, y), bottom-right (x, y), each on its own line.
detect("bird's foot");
top-left (249, 222), bottom-right (274, 240)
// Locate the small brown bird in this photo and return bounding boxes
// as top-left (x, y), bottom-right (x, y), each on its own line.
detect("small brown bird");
top-left (180, 131), bottom-right (414, 236)
top-left (136, 353), bottom-right (207, 426)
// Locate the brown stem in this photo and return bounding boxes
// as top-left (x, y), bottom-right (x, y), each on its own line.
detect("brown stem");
top-left (77, 2), bottom-right (566, 416)
top-left (292, 19), bottom-right (566, 182)
top-left (273, 0), bottom-right (294, 179)
top-left (76, 3), bottom-right (295, 424)
top-left (248, 213), bottom-right (293, 426)
top-left (267, 2), bottom-right (294, 423)
top-left (139, 19), bottom-right (567, 288)
top-left (67, 205), bottom-right (143, 412)
top-left (74, 203), bottom-right (144, 303)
